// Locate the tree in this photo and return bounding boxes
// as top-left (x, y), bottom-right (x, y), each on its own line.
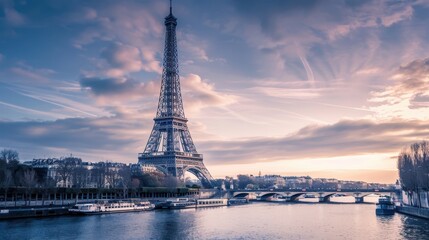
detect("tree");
top-left (105, 166), bottom-right (118, 189)
top-left (164, 175), bottom-right (179, 188)
top-left (237, 175), bottom-right (255, 189)
top-left (72, 166), bottom-right (89, 188)
top-left (56, 157), bottom-right (78, 187)
top-left (21, 169), bottom-right (36, 206)
top-left (398, 141), bottom-right (429, 207)
top-left (118, 166), bottom-right (131, 198)
top-left (91, 165), bottom-right (107, 189)
top-left (137, 172), bottom-right (165, 187)
top-left (0, 169), bottom-right (12, 206)
top-left (0, 149), bottom-right (19, 163)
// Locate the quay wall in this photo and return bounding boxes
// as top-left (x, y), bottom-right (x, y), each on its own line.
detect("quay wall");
top-left (396, 205), bottom-right (429, 220)
top-left (0, 206), bottom-right (69, 220)
top-left (402, 191), bottom-right (429, 209)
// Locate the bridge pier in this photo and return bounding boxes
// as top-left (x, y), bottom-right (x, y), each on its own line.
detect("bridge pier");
top-left (318, 197), bottom-right (326, 203)
top-left (355, 197), bottom-right (364, 203)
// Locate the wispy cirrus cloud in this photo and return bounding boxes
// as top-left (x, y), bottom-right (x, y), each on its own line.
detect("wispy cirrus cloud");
top-left (0, 100), bottom-right (70, 119)
top-left (9, 62), bottom-right (56, 84)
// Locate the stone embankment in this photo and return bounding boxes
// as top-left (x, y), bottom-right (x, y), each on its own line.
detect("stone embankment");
top-left (396, 205), bottom-right (429, 220)
top-left (0, 206), bottom-right (70, 219)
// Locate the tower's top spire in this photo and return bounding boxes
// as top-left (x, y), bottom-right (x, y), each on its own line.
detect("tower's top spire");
top-left (165, 0), bottom-right (177, 25)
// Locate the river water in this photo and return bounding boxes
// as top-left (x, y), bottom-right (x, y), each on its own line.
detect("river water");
top-left (1, 202), bottom-right (428, 240)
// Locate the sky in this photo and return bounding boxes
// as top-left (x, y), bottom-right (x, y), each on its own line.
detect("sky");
top-left (1, 0), bottom-right (429, 183)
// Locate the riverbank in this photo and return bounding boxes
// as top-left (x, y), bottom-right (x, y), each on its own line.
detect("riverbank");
top-left (396, 205), bottom-right (429, 220)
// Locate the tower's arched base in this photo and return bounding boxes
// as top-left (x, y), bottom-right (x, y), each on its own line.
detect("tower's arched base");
top-left (139, 155), bottom-right (214, 189)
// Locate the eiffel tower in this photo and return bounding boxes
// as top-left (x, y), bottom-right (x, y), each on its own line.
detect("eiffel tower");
top-left (138, 1), bottom-right (214, 188)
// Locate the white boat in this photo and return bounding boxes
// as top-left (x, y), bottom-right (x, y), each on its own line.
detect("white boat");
top-left (267, 195), bottom-right (286, 202)
top-left (69, 201), bottom-right (154, 215)
top-left (196, 198), bottom-right (228, 208)
top-left (169, 199), bottom-right (197, 209)
top-left (167, 198), bottom-right (228, 209)
top-left (304, 194), bottom-right (316, 198)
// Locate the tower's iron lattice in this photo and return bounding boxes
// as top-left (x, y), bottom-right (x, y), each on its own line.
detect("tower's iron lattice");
top-left (138, 3), bottom-right (214, 188)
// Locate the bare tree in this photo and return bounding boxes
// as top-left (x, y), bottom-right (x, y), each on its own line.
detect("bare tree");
top-left (56, 157), bottom-right (77, 187)
top-left (105, 166), bottom-right (118, 189)
top-left (72, 166), bottom-right (89, 189)
top-left (118, 166), bottom-right (131, 198)
top-left (0, 169), bottom-right (12, 206)
top-left (91, 166), bottom-right (106, 189)
top-left (21, 169), bottom-right (36, 206)
top-left (0, 149), bottom-right (19, 163)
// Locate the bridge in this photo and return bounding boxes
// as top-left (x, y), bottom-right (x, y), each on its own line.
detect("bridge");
top-left (230, 189), bottom-right (399, 203)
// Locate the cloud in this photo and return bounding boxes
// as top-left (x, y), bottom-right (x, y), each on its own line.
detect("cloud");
top-left (181, 74), bottom-right (237, 112)
top-left (209, 0), bottom-right (423, 85)
top-left (79, 76), bottom-right (159, 100)
top-left (354, 67), bottom-right (380, 75)
top-left (3, 4), bottom-right (26, 26)
top-left (380, 2), bottom-right (413, 27)
top-left (410, 93), bottom-right (429, 109)
top-left (227, 0), bottom-right (415, 45)
top-left (201, 119), bottom-right (429, 165)
top-left (10, 62), bottom-right (56, 83)
top-left (369, 57), bottom-right (429, 119)
top-left (101, 43), bottom-right (161, 77)
top-left (0, 113), bottom-right (152, 162)
top-left (11, 68), bottom-right (51, 83)
top-left (72, 1), bottom-right (164, 74)
top-left (79, 73), bottom-right (236, 113)
top-left (2, 116), bottom-right (427, 167)
top-left (0, 100), bottom-right (70, 119)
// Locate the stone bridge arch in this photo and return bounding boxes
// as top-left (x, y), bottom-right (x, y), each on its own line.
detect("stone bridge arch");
top-left (260, 192), bottom-right (284, 200)
top-left (233, 193), bottom-right (250, 198)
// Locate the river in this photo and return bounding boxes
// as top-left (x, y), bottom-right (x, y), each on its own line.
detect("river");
top-left (1, 202), bottom-right (428, 239)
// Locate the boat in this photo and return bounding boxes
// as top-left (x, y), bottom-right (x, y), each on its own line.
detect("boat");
top-left (196, 198), bottom-right (228, 208)
top-left (167, 198), bottom-right (197, 209)
top-left (376, 196), bottom-right (395, 215)
top-left (167, 198), bottom-right (228, 209)
top-left (304, 194), bottom-right (316, 198)
top-left (266, 195), bottom-right (286, 202)
top-left (69, 200), bottom-right (154, 215)
top-left (228, 198), bottom-right (249, 206)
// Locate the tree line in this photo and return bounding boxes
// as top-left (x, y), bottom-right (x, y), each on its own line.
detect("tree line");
top-left (0, 149), bottom-right (185, 194)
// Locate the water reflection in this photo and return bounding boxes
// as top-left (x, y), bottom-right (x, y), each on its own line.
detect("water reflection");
top-left (400, 215), bottom-right (429, 239)
top-left (1, 203), bottom-right (428, 240)
top-left (159, 211), bottom-right (181, 239)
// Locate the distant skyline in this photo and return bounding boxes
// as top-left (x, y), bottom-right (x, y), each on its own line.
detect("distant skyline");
top-left (1, 0), bottom-right (429, 183)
